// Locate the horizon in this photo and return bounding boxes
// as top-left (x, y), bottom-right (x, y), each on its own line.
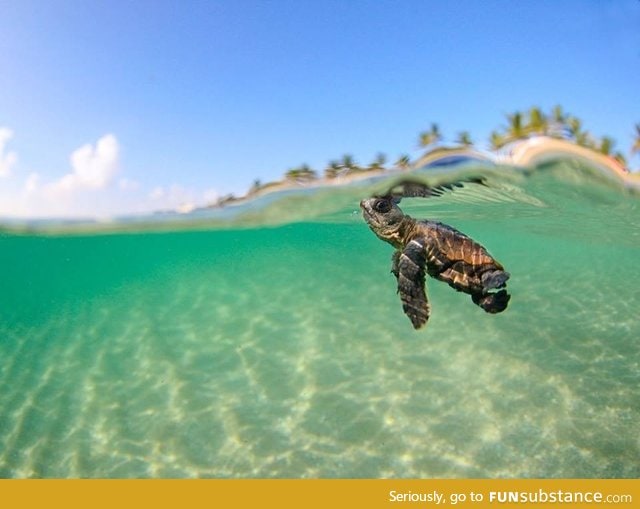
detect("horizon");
top-left (2, 0), bottom-right (639, 218)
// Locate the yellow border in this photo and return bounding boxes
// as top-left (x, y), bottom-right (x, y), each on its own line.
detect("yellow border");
top-left (2, 479), bottom-right (638, 509)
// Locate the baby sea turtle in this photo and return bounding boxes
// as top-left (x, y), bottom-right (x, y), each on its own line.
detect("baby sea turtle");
top-left (360, 196), bottom-right (510, 329)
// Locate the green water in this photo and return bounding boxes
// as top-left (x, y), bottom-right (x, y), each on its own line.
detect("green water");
top-left (1, 161), bottom-right (639, 478)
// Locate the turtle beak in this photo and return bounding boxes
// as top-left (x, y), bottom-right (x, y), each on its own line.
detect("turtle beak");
top-left (359, 200), bottom-right (370, 219)
top-left (360, 200), bottom-right (377, 228)
top-left (359, 199), bottom-right (371, 216)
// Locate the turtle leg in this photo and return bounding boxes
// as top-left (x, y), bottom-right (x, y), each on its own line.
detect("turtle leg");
top-left (481, 269), bottom-right (510, 290)
top-left (390, 250), bottom-right (400, 278)
top-left (472, 266), bottom-right (510, 313)
top-left (436, 261), bottom-right (511, 314)
top-left (472, 289), bottom-right (510, 313)
top-left (395, 240), bottom-right (431, 329)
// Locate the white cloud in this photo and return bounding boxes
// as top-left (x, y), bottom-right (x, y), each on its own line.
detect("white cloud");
top-left (0, 127), bottom-right (18, 178)
top-left (0, 131), bottom-right (220, 220)
top-left (1, 134), bottom-right (123, 218)
top-left (48, 134), bottom-right (119, 193)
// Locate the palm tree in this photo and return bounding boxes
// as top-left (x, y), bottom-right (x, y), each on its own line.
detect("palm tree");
top-left (395, 154), bottom-right (411, 170)
top-left (489, 130), bottom-right (506, 150)
top-left (324, 160), bottom-right (341, 179)
top-left (419, 123), bottom-right (442, 150)
top-left (566, 116), bottom-right (583, 141)
top-left (632, 124), bottom-right (640, 156)
top-left (418, 131), bottom-right (432, 148)
top-left (551, 105), bottom-right (566, 125)
top-left (527, 106), bottom-right (548, 135)
top-left (565, 115), bottom-right (596, 148)
top-left (285, 164), bottom-right (317, 183)
top-left (578, 131), bottom-right (596, 149)
top-left (550, 105), bottom-right (568, 138)
top-left (598, 136), bottom-right (615, 156)
top-left (614, 151), bottom-right (627, 168)
top-left (506, 111), bottom-right (526, 141)
top-left (368, 152), bottom-right (387, 171)
top-left (341, 154), bottom-right (359, 174)
top-left (455, 131), bottom-right (473, 147)
top-left (284, 168), bottom-right (298, 182)
top-left (248, 179), bottom-right (262, 195)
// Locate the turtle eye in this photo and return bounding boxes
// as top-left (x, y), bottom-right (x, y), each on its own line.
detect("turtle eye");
top-left (373, 199), bottom-right (392, 213)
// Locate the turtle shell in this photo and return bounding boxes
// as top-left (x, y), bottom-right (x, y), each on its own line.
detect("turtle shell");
top-left (416, 220), bottom-right (504, 294)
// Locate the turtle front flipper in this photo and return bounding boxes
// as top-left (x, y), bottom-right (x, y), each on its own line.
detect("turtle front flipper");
top-left (391, 250), bottom-right (400, 278)
top-left (393, 240), bottom-right (430, 329)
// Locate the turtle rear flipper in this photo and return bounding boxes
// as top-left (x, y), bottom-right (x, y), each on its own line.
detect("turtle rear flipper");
top-left (481, 269), bottom-right (510, 290)
top-left (472, 289), bottom-right (510, 314)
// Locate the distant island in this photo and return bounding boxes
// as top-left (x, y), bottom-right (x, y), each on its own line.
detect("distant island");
top-left (210, 106), bottom-right (640, 208)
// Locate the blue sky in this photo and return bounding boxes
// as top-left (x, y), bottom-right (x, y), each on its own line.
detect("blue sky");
top-left (1, 0), bottom-right (639, 218)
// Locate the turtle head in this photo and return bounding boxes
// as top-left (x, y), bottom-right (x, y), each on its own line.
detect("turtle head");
top-left (360, 196), bottom-right (407, 247)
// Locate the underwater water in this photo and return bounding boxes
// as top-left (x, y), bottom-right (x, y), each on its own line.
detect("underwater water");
top-left (0, 159), bottom-right (639, 478)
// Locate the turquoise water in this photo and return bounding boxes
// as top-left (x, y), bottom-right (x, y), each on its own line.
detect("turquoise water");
top-left (1, 160), bottom-right (639, 478)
